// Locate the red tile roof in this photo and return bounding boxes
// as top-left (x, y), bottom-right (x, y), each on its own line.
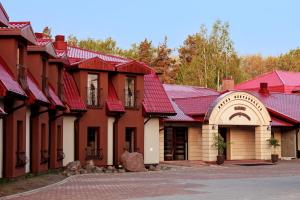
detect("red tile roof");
top-left (67, 46), bottom-right (129, 64)
top-left (0, 22), bottom-right (37, 44)
top-left (71, 57), bottom-right (115, 71)
top-left (164, 100), bottom-right (195, 122)
top-left (26, 71), bottom-right (49, 104)
top-left (250, 91), bottom-right (300, 123)
top-left (143, 74), bottom-right (175, 115)
top-left (48, 84), bottom-right (65, 109)
top-left (173, 95), bottom-right (219, 116)
top-left (163, 84), bottom-right (219, 99)
top-left (116, 60), bottom-right (155, 74)
top-left (271, 116), bottom-right (293, 127)
top-left (0, 57), bottom-right (26, 97)
top-left (106, 80), bottom-right (125, 113)
top-left (63, 71), bottom-right (86, 111)
top-left (235, 70), bottom-right (300, 93)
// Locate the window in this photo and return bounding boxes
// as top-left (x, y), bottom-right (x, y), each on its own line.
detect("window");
top-left (125, 76), bottom-right (136, 108)
top-left (86, 127), bottom-right (102, 160)
top-left (125, 128), bottom-right (136, 152)
top-left (87, 74), bottom-right (99, 106)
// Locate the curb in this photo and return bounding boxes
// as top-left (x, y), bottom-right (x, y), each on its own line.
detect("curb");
top-left (0, 175), bottom-right (74, 200)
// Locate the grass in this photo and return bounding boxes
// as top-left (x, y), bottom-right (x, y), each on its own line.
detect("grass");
top-left (0, 169), bottom-right (66, 197)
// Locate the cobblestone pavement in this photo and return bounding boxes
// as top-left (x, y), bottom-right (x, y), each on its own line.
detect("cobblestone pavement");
top-left (2, 160), bottom-right (300, 200)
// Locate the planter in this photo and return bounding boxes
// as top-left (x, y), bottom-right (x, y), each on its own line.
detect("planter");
top-left (216, 155), bottom-right (225, 165)
top-left (271, 154), bottom-right (279, 163)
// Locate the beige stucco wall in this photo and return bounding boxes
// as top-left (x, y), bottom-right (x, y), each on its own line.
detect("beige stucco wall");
top-left (107, 117), bottom-right (115, 166)
top-left (229, 127), bottom-right (255, 160)
top-left (63, 116), bottom-right (76, 166)
top-left (0, 118), bottom-right (3, 178)
top-left (159, 127), bottom-right (164, 162)
top-left (144, 118), bottom-right (160, 164)
top-left (281, 128), bottom-right (297, 158)
top-left (25, 108), bottom-right (31, 173)
top-left (188, 127), bottom-right (202, 160)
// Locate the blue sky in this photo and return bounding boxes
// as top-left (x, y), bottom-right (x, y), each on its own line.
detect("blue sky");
top-left (2, 0), bottom-right (300, 56)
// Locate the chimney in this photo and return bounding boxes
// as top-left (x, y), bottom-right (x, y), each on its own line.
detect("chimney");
top-left (259, 82), bottom-right (269, 95)
top-left (53, 35), bottom-right (67, 51)
top-left (221, 77), bottom-right (234, 91)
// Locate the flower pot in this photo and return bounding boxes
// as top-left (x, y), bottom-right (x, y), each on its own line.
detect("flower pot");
top-left (216, 155), bottom-right (225, 165)
top-left (271, 154), bottom-right (279, 163)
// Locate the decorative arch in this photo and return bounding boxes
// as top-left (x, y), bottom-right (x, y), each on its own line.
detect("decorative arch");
top-left (205, 91), bottom-right (271, 126)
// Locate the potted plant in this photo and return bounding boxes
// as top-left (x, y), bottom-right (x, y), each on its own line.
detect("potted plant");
top-left (212, 133), bottom-right (227, 165)
top-left (267, 137), bottom-right (280, 163)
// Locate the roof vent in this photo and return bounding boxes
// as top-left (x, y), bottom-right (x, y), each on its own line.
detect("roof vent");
top-left (259, 82), bottom-right (269, 95)
top-left (53, 35), bottom-right (67, 51)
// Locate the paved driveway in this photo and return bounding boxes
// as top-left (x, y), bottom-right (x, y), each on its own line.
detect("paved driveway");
top-left (2, 160), bottom-right (300, 200)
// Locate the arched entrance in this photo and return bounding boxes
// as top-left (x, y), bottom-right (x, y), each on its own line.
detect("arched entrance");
top-left (202, 91), bottom-right (271, 161)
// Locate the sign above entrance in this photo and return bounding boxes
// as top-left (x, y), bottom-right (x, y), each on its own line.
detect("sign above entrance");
top-left (205, 91), bottom-right (271, 126)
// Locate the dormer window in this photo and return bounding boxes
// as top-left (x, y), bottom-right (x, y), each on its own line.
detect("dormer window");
top-left (87, 74), bottom-right (99, 107)
top-left (125, 76), bottom-right (136, 108)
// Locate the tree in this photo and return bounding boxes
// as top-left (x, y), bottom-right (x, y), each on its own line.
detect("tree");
top-left (151, 37), bottom-right (178, 83)
top-left (178, 20), bottom-right (243, 89)
top-left (137, 39), bottom-right (155, 66)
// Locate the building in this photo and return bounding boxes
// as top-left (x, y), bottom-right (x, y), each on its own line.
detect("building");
top-left (160, 81), bottom-right (300, 162)
top-left (0, 4), bottom-right (175, 179)
top-left (1, 3), bottom-right (300, 180)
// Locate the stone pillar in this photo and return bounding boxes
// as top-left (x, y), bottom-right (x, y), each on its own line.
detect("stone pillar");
top-left (255, 125), bottom-right (271, 160)
top-left (202, 124), bottom-right (218, 161)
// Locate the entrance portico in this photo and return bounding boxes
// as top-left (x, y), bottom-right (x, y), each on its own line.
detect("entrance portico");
top-left (202, 91), bottom-right (272, 161)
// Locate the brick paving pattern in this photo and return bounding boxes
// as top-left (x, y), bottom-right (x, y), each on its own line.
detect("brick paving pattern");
top-left (3, 160), bottom-right (300, 200)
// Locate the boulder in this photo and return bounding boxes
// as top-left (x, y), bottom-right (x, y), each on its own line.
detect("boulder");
top-left (148, 165), bottom-right (156, 171)
top-left (94, 166), bottom-right (104, 173)
top-left (66, 160), bottom-right (81, 171)
top-left (121, 151), bottom-right (147, 172)
top-left (84, 160), bottom-right (95, 173)
top-left (79, 169), bottom-right (88, 174)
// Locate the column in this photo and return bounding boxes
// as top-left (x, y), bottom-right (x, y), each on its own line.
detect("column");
top-left (255, 125), bottom-right (271, 160)
top-left (202, 124), bottom-right (218, 161)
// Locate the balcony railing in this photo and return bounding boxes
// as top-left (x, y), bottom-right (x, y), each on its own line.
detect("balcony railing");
top-left (124, 89), bottom-right (139, 109)
top-left (86, 87), bottom-right (103, 108)
top-left (16, 151), bottom-right (28, 167)
top-left (17, 64), bottom-right (28, 90)
top-left (57, 148), bottom-right (65, 161)
top-left (85, 148), bottom-right (103, 160)
top-left (40, 150), bottom-right (49, 164)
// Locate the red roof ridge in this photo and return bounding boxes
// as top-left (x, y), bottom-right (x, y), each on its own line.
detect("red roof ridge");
top-left (274, 70), bottom-right (285, 85)
top-left (67, 45), bottom-right (130, 61)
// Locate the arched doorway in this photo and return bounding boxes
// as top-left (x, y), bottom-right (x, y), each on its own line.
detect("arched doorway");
top-left (202, 91), bottom-right (272, 161)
